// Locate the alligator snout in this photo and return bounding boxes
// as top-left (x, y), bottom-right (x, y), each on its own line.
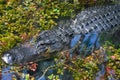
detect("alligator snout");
top-left (2, 44), bottom-right (38, 65)
top-left (2, 53), bottom-right (13, 65)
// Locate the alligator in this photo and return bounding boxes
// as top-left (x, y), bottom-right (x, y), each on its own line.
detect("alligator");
top-left (1, 4), bottom-right (120, 65)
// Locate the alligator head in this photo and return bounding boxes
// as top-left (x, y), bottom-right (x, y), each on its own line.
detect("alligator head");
top-left (2, 30), bottom-right (67, 65)
top-left (1, 43), bottom-right (39, 65)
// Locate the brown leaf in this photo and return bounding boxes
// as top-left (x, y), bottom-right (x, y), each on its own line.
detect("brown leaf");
top-left (20, 33), bottom-right (28, 41)
top-left (29, 63), bottom-right (38, 71)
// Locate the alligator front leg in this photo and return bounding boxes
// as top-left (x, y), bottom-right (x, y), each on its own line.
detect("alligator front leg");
top-left (70, 32), bottom-right (100, 57)
top-left (80, 32), bottom-right (100, 57)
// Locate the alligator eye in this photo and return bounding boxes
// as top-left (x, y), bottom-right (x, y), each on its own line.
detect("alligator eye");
top-left (12, 57), bottom-right (15, 61)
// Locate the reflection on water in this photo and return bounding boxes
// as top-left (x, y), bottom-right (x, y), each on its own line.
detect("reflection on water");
top-left (2, 66), bottom-right (13, 80)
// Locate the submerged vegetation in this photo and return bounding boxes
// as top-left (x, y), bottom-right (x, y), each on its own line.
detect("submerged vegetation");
top-left (0, 0), bottom-right (120, 80)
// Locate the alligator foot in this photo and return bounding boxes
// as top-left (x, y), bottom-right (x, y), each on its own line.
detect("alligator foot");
top-left (70, 31), bottom-right (100, 57)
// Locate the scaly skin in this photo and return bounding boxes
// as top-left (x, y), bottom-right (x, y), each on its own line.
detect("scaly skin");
top-left (2, 4), bottom-right (120, 65)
